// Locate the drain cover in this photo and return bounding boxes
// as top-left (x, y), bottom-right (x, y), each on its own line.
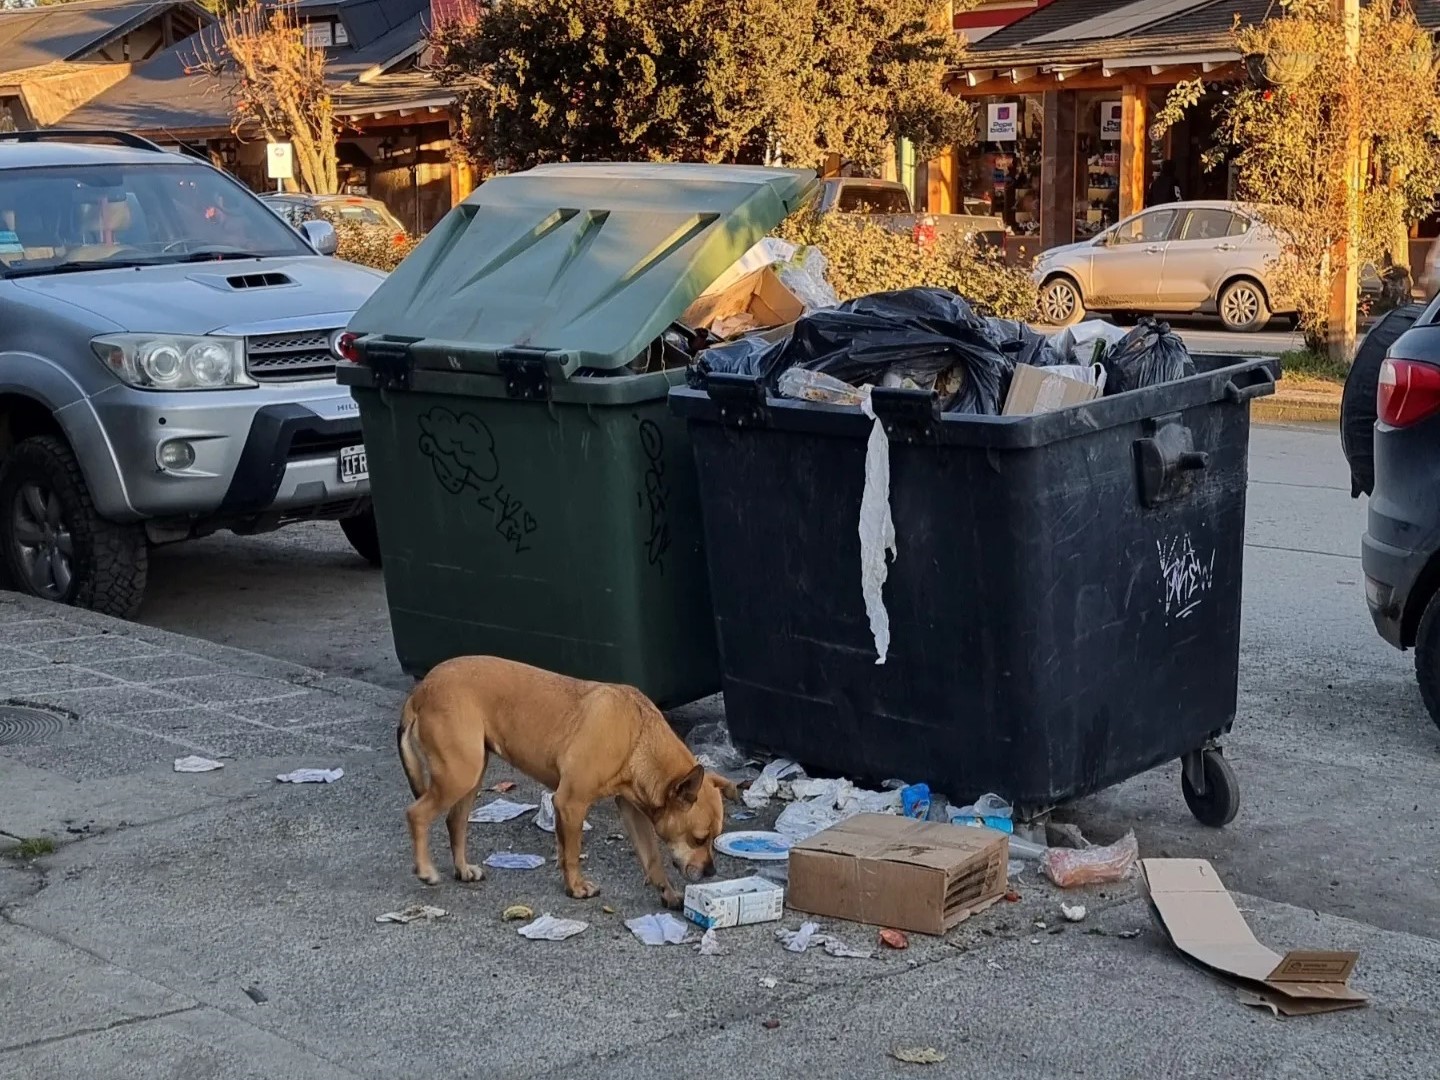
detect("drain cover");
top-left (0, 705), bottom-right (67, 746)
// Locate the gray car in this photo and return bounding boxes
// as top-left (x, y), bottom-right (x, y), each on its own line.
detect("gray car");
top-left (0, 132), bottom-right (386, 617)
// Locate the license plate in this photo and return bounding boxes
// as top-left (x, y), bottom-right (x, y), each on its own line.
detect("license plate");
top-left (339, 444), bottom-right (368, 483)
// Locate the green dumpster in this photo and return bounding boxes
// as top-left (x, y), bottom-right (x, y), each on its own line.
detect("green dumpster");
top-left (336, 163), bottom-right (817, 706)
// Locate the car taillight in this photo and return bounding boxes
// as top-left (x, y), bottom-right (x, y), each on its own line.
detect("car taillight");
top-left (334, 332), bottom-right (360, 363)
top-left (1378, 357), bottom-right (1440, 427)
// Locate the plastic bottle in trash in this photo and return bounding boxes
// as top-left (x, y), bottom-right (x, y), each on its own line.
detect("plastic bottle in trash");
top-left (900, 783), bottom-right (931, 820)
top-left (950, 792), bottom-right (1015, 834)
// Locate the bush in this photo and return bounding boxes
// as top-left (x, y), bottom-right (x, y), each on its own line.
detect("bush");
top-left (333, 220), bottom-right (420, 272)
top-left (775, 211), bottom-right (1038, 321)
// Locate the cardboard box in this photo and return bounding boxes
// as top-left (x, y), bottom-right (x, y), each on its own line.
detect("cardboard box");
top-left (683, 875), bottom-right (785, 929)
top-left (1002, 363), bottom-right (1101, 416)
top-left (1142, 858), bottom-right (1369, 1016)
top-left (787, 814), bottom-right (1008, 936)
top-left (681, 267), bottom-right (804, 335)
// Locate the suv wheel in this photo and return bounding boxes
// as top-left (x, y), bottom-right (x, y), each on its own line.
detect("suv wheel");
top-left (1039, 276), bottom-right (1084, 327)
top-left (339, 506), bottom-right (382, 567)
top-left (1217, 279), bottom-right (1271, 332)
top-left (1413, 590), bottom-right (1440, 733)
top-left (0, 436), bottom-right (147, 618)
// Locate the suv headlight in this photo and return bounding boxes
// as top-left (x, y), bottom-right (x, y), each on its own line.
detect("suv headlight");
top-left (92, 335), bottom-right (254, 390)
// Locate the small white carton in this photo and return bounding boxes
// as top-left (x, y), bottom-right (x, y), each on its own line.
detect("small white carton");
top-left (683, 876), bottom-right (785, 930)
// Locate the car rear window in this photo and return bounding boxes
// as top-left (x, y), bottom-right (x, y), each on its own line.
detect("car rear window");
top-left (836, 186), bottom-right (911, 214)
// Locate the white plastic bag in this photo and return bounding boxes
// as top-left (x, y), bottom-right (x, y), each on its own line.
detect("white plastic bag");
top-left (858, 393), bottom-right (897, 665)
top-left (1049, 321), bottom-right (1128, 365)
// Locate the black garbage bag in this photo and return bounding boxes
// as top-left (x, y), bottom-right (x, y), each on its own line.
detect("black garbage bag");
top-left (769, 288), bottom-right (1014, 415)
top-left (985, 317), bottom-right (1062, 368)
top-left (686, 331), bottom-right (787, 388)
top-left (1102, 317), bottom-right (1195, 395)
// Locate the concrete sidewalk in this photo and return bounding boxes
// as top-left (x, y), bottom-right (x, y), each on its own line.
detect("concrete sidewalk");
top-left (1, 592), bottom-right (1436, 1079)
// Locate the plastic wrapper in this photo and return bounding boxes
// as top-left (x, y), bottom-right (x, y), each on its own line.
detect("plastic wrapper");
top-left (777, 368), bottom-right (868, 406)
top-left (1102, 318), bottom-right (1195, 395)
top-left (769, 288), bottom-right (1014, 415)
top-left (1049, 321), bottom-right (1128, 366)
top-left (1040, 830), bottom-right (1138, 887)
top-left (776, 246), bottom-right (840, 312)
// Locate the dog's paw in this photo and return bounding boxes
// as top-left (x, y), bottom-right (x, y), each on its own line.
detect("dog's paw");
top-left (415, 867), bottom-right (442, 886)
top-left (659, 886), bottom-right (683, 911)
top-left (455, 863), bottom-right (485, 883)
top-left (566, 878), bottom-right (600, 900)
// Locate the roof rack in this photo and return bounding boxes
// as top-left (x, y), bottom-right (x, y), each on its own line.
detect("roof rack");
top-left (0, 130), bottom-right (166, 153)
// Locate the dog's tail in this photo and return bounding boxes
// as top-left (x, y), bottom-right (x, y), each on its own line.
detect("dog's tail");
top-left (396, 692), bottom-right (427, 799)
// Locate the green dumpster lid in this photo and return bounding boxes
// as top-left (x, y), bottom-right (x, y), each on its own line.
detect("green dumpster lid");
top-left (347, 162), bottom-right (818, 377)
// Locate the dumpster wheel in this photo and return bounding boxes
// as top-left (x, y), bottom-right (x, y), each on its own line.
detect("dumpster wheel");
top-left (1181, 747), bottom-right (1240, 827)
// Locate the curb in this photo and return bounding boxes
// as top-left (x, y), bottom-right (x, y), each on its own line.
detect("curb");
top-left (1252, 395), bottom-right (1341, 425)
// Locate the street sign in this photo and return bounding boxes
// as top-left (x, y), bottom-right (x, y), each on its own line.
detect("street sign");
top-left (266, 142), bottom-right (294, 181)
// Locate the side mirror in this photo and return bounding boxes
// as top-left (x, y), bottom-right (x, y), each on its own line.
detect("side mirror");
top-left (1093, 232), bottom-right (1112, 248)
top-left (300, 218), bottom-right (338, 256)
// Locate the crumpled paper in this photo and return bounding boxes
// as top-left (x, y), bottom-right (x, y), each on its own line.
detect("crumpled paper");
top-left (696, 928), bottom-right (723, 955)
top-left (276, 768), bottom-right (343, 784)
top-left (484, 852), bottom-right (546, 870)
top-left (742, 758), bottom-right (804, 809)
top-left (468, 798), bottom-right (539, 823)
top-left (375, 904), bottom-right (448, 924)
top-left (858, 393), bottom-right (897, 665)
top-left (775, 921), bottom-right (872, 959)
top-left (517, 914), bottom-right (588, 941)
top-left (624, 912), bottom-right (692, 946)
top-left (533, 791), bottom-right (593, 834)
top-left (174, 755), bottom-right (224, 773)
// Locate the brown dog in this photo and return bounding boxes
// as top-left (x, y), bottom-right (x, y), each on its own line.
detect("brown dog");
top-left (397, 655), bottom-right (738, 909)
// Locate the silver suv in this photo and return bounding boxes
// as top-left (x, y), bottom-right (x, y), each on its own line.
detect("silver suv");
top-left (0, 131), bottom-right (386, 617)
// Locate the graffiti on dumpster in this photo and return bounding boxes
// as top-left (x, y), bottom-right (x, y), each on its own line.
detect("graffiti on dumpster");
top-left (1157, 534), bottom-right (1214, 621)
top-left (636, 417), bottom-right (671, 574)
top-left (418, 407), bottom-right (539, 554)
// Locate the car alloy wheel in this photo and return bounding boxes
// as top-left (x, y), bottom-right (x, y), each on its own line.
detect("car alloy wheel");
top-left (1220, 282), bottom-right (1264, 329)
top-left (1040, 279), bottom-right (1082, 326)
top-left (10, 481), bottom-right (75, 600)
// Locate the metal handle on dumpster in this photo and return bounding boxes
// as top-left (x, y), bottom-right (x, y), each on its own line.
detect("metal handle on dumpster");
top-left (1223, 365), bottom-right (1277, 404)
top-left (869, 386), bottom-right (940, 442)
top-left (705, 372), bottom-right (768, 427)
top-left (359, 336), bottom-right (414, 392)
top-left (1134, 414), bottom-right (1208, 508)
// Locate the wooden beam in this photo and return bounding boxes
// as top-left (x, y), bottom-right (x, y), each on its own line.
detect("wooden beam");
top-left (1119, 83), bottom-right (1147, 219)
top-left (1009, 67), bottom-right (1038, 82)
top-left (966, 69), bottom-right (994, 87)
top-left (953, 64), bottom-right (1229, 97)
top-left (1040, 90), bottom-right (1077, 249)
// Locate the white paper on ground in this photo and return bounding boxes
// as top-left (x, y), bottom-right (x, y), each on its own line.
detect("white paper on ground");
top-left (468, 798), bottom-right (539, 823)
top-left (484, 852), bottom-right (546, 870)
top-left (375, 903), bottom-right (448, 924)
top-left (517, 914), bottom-right (588, 941)
top-left (777, 921), bottom-right (821, 953)
top-left (534, 791), bottom-right (593, 833)
top-left (276, 768), bottom-right (343, 784)
top-left (174, 755), bottom-right (224, 773)
top-left (858, 394), bottom-right (896, 665)
top-left (625, 912), bottom-right (692, 946)
top-left (697, 928), bottom-right (723, 955)
top-left (775, 921), bottom-right (871, 958)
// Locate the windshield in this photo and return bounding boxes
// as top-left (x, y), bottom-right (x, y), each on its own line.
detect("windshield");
top-left (836, 185), bottom-right (912, 214)
top-left (0, 161), bottom-right (313, 278)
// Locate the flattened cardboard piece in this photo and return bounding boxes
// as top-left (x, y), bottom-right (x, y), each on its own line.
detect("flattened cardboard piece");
top-left (681, 267), bottom-right (804, 335)
top-left (1141, 858), bottom-right (1368, 1016)
top-left (1002, 363), bottom-right (1100, 416)
top-left (787, 814), bottom-right (1007, 936)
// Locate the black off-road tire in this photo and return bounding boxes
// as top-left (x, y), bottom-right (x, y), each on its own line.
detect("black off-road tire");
top-left (1341, 301), bottom-right (1425, 498)
top-left (1411, 589), bottom-right (1440, 734)
top-left (0, 435), bottom-right (147, 617)
top-left (339, 506), bottom-right (383, 567)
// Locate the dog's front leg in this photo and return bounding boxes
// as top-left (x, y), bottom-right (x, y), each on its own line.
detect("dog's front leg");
top-left (616, 796), bottom-right (682, 910)
top-left (553, 787), bottom-right (599, 899)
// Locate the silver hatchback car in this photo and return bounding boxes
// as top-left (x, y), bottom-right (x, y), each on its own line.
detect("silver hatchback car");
top-left (1031, 200), bottom-right (1295, 332)
top-left (0, 132), bottom-right (386, 617)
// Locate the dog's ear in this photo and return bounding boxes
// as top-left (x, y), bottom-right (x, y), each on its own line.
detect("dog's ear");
top-left (669, 764), bottom-right (705, 806)
top-left (706, 772), bottom-right (740, 803)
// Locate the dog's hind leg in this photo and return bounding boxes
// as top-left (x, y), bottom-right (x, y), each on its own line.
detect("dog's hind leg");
top-left (445, 746), bottom-right (487, 883)
top-left (406, 747), bottom-right (486, 886)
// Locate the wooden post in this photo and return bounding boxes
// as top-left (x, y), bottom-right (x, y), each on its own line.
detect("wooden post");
top-left (1119, 84), bottom-right (1147, 219)
top-left (447, 114), bottom-right (475, 207)
top-left (1328, 0), bottom-right (1360, 362)
top-left (926, 148), bottom-right (957, 215)
top-left (1040, 90), bottom-right (1077, 248)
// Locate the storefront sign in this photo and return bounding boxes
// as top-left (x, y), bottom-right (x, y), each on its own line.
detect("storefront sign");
top-left (1100, 101), bottom-right (1123, 140)
top-left (986, 103), bottom-right (1019, 141)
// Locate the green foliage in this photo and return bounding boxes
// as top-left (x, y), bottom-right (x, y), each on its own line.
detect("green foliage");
top-left (776, 211), bottom-right (1038, 319)
top-left (430, 0), bottom-right (972, 171)
top-left (334, 221), bottom-right (419, 272)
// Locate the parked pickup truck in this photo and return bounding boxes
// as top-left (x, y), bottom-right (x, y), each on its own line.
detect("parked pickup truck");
top-left (815, 177), bottom-right (1007, 249)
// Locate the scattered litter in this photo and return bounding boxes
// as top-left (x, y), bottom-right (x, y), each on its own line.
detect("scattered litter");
top-left (1009, 834), bottom-right (1049, 861)
top-left (1047, 822), bottom-right (1091, 849)
top-left (879, 928), bottom-right (909, 950)
top-left (1042, 830), bottom-right (1138, 888)
top-left (601, 905), bottom-right (617, 915)
top-left (774, 921), bottom-right (871, 958)
top-left (892, 1047), bottom-right (946, 1065)
top-left (174, 755), bottom-right (224, 773)
top-left (491, 781), bottom-right (517, 793)
top-left (664, 1010), bottom-right (683, 1019)
top-left (468, 798), bottom-right (539, 824)
top-left (1034, 919), bottom-right (1048, 930)
top-left (1118, 929), bottom-right (1142, 940)
top-left (534, 791), bottom-right (592, 833)
top-left (1061, 903), bottom-right (1087, 923)
top-left (741, 757), bottom-right (804, 809)
top-left (1004, 890), bottom-right (1021, 902)
top-left (759, 976), bottom-right (778, 989)
top-left (730, 810), bottom-right (756, 821)
top-left (685, 875), bottom-right (785, 928)
top-left (517, 914), bottom-right (588, 941)
top-left (276, 768), bottom-right (343, 784)
top-left (858, 392), bottom-right (897, 665)
top-left (376, 903), bottom-right (449, 924)
top-left (684, 720), bottom-right (752, 774)
top-left (776, 921), bottom-right (821, 953)
top-left (762, 1018), bottom-right (780, 1030)
top-left (1008, 862), bottom-right (1026, 879)
top-left (626, 912), bottom-right (692, 946)
top-left (1143, 859), bottom-right (1367, 1015)
top-left (949, 793), bottom-right (1014, 834)
top-left (502, 905), bottom-right (534, 922)
top-left (242, 985), bottom-right (267, 1005)
top-left (714, 831), bottom-right (791, 861)
top-left (899, 783), bottom-right (931, 819)
top-left (696, 929), bottom-right (723, 956)
top-left (484, 853), bottom-right (546, 870)
top-left (822, 935), bottom-right (873, 959)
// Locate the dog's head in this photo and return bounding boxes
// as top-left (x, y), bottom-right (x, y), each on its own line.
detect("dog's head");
top-left (652, 764), bottom-right (739, 883)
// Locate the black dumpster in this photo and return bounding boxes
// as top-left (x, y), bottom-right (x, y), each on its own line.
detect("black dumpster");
top-left (669, 355), bottom-right (1276, 825)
